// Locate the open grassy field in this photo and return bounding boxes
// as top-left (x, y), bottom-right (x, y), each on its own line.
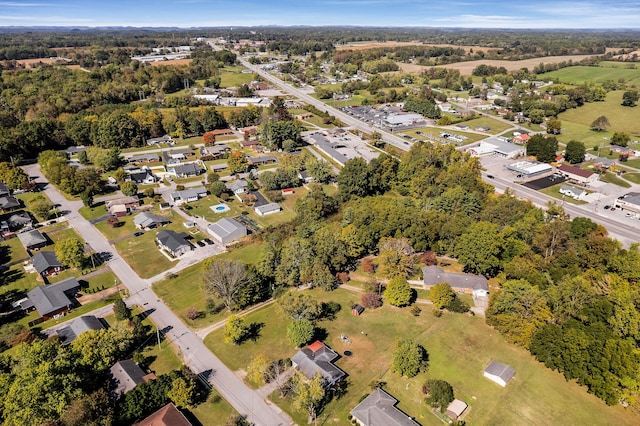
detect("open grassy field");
top-left (559, 91), bottom-right (640, 141)
top-left (539, 64), bottom-right (640, 86)
top-left (599, 171), bottom-right (632, 188)
top-left (204, 287), bottom-right (639, 426)
top-left (457, 116), bottom-right (514, 135)
top-left (397, 55), bottom-right (598, 75)
top-left (219, 66), bottom-right (253, 88)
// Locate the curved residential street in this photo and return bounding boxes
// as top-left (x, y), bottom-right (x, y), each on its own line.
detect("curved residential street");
top-left (22, 164), bottom-right (292, 426)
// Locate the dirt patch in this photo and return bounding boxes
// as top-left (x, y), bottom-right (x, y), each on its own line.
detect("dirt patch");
top-left (150, 58), bottom-right (192, 67)
top-left (397, 54), bottom-right (599, 75)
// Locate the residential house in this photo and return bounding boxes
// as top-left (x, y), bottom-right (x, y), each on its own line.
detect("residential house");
top-left (207, 217), bottom-right (247, 246)
top-left (0, 196), bottom-right (21, 212)
top-left (559, 185), bottom-right (587, 200)
top-left (18, 229), bottom-right (48, 251)
top-left (291, 341), bottom-right (345, 387)
top-left (611, 145), bottom-right (638, 157)
top-left (162, 149), bottom-right (195, 166)
top-left (250, 81), bottom-right (268, 91)
top-left (208, 128), bottom-right (235, 138)
top-left (106, 196), bottom-right (140, 217)
top-left (422, 265), bottom-right (489, 297)
top-left (200, 144), bottom-right (230, 161)
top-left (127, 169), bottom-right (156, 184)
top-left (350, 388), bottom-right (420, 426)
top-left (169, 163), bottom-right (202, 178)
top-left (254, 202), bottom-right (281, 216)
top-left (110, 359), bottom-right (155, 396)
top-left (446, 399), bottom-right (468, 421)
top-left (169, 186), bottom-right (207, 205)
top-left (0, 182), bottom-right (9, 197)
top-left (210, 163), bottom-right (228, 172)
top-left (134, 212), bottom-right (170, 230)
top-left (298, 170), bottom-right (314, 183)
top-left (127, 153), bottom-right (160, 164)
top-left (247, 155), bottom-right (277, 167)
top-left (295, 112), bottom-right (313, 120)
top-left (557, 164), bottom-right (598, 186)
top-left (55, 315), bottom-right (106, 345)
top-left (64, 145), bottom-right (86, 156)
top-left (512, 133), bottom-right (531, 144)
top-left (593, 157), bottom-right (616, 170)
top-left (240, 139), bottom-right (262, 151)
top-left (133, 403), bottom-right (192, 426)
top-left (484, 360), bottom-right (516, 387)
top-left (26, 277), bottom-right (81, 320)
top-left (5, 211), bottom-right (33, 230)
top-left (31, 251), bottom-right (64, 277)
top-left (225, 179), bottom-right (248, 199)
top-left (156, 230), bottom-right (193, 257)
top-left (146, 135), bottom-right (173, 146)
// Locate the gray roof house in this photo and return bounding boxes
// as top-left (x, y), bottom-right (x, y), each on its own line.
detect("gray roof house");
top-left (422, 265), bottom-right (489, 296)
top-left (170, 163), bottom-right (201, 177)
top-left (225, 179), bottom-right (248, 195)
top-left (146, 134), bottom-right (173, 145)
top-left (17, 229), bottom-right (48, 250)
top-left (110, 359), bottom-right (154, 396)
top-left (484, 360), bottom-right (516, 387)
top-left (156, 230), bottom-right (192, 257)
top-left (254, 202), bottom-right (281, 216)
top-left (0, 182), bottom-right (10, 197)
top-left (0, 196), bottom-right (21, 212)
top-left (169, 186), bottom-right (207, 204)
top-left (6, 211), bottom-right (33, 230)
top-left (27, 277), bottom-right (80, 319)
top-left (31, 251), bottom-right (64, 276)
top-left (55, 315), bottom-right (106, 345)
top-left (134, 212), bottom-right (170, 230)
top-left (291, 341), bottom-right (345, 386)
top-left (207, 217), bottom-right (247, 246)
top-left (350, 388), bottom-right (420, 426)
top-left (559, 185), bottom-right (587, 200)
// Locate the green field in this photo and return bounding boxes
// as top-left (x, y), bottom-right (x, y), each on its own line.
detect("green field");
top-left (219, 67), bottom-right (254, 88)
top-left (203, 287), bottom-right (639, 426)
top-left (559, 91), bottom-right (640, 143)
top-left (539, 64), bottom-right (640, 86)
top-left (459, 116), bottom-right (514, 135)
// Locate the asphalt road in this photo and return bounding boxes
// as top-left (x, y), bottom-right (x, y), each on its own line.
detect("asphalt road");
top-left (22, 164), bottom-right (293, 426)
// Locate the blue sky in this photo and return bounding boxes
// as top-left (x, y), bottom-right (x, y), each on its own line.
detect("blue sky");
top-left (1, 0), bottom-right (640, 28)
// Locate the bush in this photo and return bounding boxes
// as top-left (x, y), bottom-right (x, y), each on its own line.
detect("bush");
top-left (362, 258), bottom-right (375, 274)
top-left (176, 185), bottom-right (185, 191)
top-left (336, 272), bottom-right (349, 283)
top-left (185, 307), bottom-right (204, 320)
top-left (432, 308), bottom-right (443, 317)
top-left (411, 305), bottom-right (422, 316)
top-left (361, 292), bottom-right (382, 309)
top-left (206, 298), bottom-right (226, 315)
top-left (419, 251), bottom-right (437, 266)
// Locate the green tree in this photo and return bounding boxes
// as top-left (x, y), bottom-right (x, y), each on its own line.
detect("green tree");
top-left (246, 354), bottom-right (270, 386)
top-left (423, 379), bottom-right (454, 412)
top-left (0, 162), bottom-right (29, 189)
top-left (96, 110), bottom-right (142, 148)
top-left (30, 195), bottom-right (54, 221)
top-left (54, 237), bottom-right (85, 269)
top-left (611, 131), bottom-right (631, 147)
top-left (526, 134), bottom-right (558, 163)
top-left (202, 260), bottom-right (249, 311)
top-left (209, 181), bottom-right (226, 197)
top-left (287, 319), bottom-right (315, 347)
top-left (392, 338), bottom-right (429, 378)
top-left (454, 221), bottom-right (503, 277)
top-left (306, 157), bottom-right (333, 183)
top-left (337, 157), bottom-right (371, 201)
top-left (290, 371), bottom-right (325, 423)
top-left (546, 118), bottom-right (562, 135)
top-left (71, 321), bottom-right (135, 371)
top-left (224, 315), bottom-right (248, 345)
top-left (384, 277), bottom-right (413, 307)
top-left (565, 140), bottom-right (586, 164)
top-left (277, 291), bottom-right (321, 321)
top-left (113, 298), bottom-right (131, 321)
top-left (377, 237), bottom-right (417, 278)
top-left (167, 376), bottom-right (196, 408)
top-left (590, 115), bottom-right (610, 131)
top-left (120, 181), bottom-right (138, 197)
top-left (622, 90), bottom-right (639, 107)
top-left (429, 283), bottom-right (456, 310)
top-left (76, 150), bottom-right (89, 165)
top-left (228, 151), bottom-right (248, 174)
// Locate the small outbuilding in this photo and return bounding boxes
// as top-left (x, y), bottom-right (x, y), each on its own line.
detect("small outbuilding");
top-left (446, 399), bottom-right (468, 420)
top-left (352, 304), bottom-right (364, 316)
top-left (484, 360), bottom-right (516, 387)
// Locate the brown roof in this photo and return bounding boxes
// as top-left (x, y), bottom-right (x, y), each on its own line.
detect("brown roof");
top-left (557, 164), bottom-right (595, 179)
top-left (210, 128), bottom-right (234, 135)
top-left (133, 403), bottom-right (192, 426)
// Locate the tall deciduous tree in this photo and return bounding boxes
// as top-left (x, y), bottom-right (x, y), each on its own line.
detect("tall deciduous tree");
top-left (277, 291), bottom-right (321, 321)
top-left (202, 260), bottom-right (249, 311)
top-left (590, 115), bottom-right (610, 131)
top-left (454, 221), bottom-right (503, 277)
top-left (120, 181), bottom-right (138, 197)
top-left (565, 140), bottom-right (586, 164)
top-left (392, 339), bottom-right (429, 378)
top-left (377, 237), bottom-right (416, 278)
top-left (224, 314), bottom-right (248, 345)
top-left (290, 371), bottom-right (325, 423)
top-left (384, 277), bottom-right (413, 307)
top-left (422, 379), bottom-right (454, 413)
top-left (54, 237), bottom-right (85, 269)
top-left (287, 319), bottom-right (315, 347)
top-left (622, 90), bottom-right (639, 107)
top-left (337, 157), bottom-right (371, 201)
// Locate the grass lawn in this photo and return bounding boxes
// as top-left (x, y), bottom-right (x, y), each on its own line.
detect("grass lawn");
top-left (47, 226), bottom-right (81, 244)
top-left (0, 236), bottom-right (29, 263)
top-left (113, 222), bottom-right (182, 278)
top-left (599, 171), bottom-right (632, 188)
top-left (539, 184), bottom-right (589, 205)
top-left (81, 269), bottom-right (118, 293)
top-left (205, 288), bottom-right (639, 426)
top-left (458, 116), bottom-right (513, 135)
top-left (0, 263), bottom-right (41, 298)
top-left (621, 158), bottom-right (640, 169)
top-left (403, 127), bottom-right (486, 144)
top-left (95, 215), bottom-right (138, 241)
top-left (539, 65), bottom-right (640, 86)
top-left (79, 202), bottom-right (107, 220)
top-left (220, 70), bottom-right (254, 88)
top-left (216, 241), bottom-right (265, 264)
top-left (188, 392), bottom-right (238, 426)
top-left (559, 91), bottom-right (640, 141)
top-left (623, 173), bottom-right (640, 184)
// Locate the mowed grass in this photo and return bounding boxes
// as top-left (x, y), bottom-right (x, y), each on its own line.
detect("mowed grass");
top-left (204, 288), bottom-right (639, 426)
top-left (458, 116), bottom-right (514, 135)
top-left (219, 68), bottom-right (254, 88)
top-left (539, 64), bottom-right (640, 86)
top-left (559, 91), bottom-right (640, 141)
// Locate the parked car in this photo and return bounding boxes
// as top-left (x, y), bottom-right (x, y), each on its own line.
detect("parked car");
top-left (203, 238), bottom-right (214, 245)
top-left (196, 240), bottom-right (206, 247)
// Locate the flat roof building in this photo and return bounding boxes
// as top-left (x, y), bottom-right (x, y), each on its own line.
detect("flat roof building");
top-left (506, 161), bottom-right (553, 178)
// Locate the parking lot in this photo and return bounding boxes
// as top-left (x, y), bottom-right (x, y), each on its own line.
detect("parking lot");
top-left (523, 174), bottom-right (567, 190)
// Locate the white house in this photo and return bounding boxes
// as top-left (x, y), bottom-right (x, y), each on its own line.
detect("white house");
top-left (169, 186), bottom-right (207, 205)
top-left (484, 360), bottom-right (516, 387)
top-left (207, 217), bottom-right (247, 246)
top-left (254, 202), bottom-right (281, 216)
top-left (559, 185), bottom-right (587, 200)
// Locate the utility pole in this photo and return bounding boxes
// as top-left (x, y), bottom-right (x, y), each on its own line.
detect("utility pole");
top-left (157, 326), bottom-right (161, 351)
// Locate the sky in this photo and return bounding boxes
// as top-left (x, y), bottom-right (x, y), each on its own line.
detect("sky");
top-left (1, 0), bottom-right (640, 29)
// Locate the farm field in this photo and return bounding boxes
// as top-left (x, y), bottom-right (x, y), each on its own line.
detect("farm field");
top-left (539, 64), bottom-right (640, 86)
top-left (559, 91), bottom-right (640, 142)
top-left (337, 41), bottom-right (499, 54)
top-left (397, 55), bottom-right (599, 75)
top-left (149, 58), bottom-right (192, 67)
top-left (204, 287), bottom-right (639, 426)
